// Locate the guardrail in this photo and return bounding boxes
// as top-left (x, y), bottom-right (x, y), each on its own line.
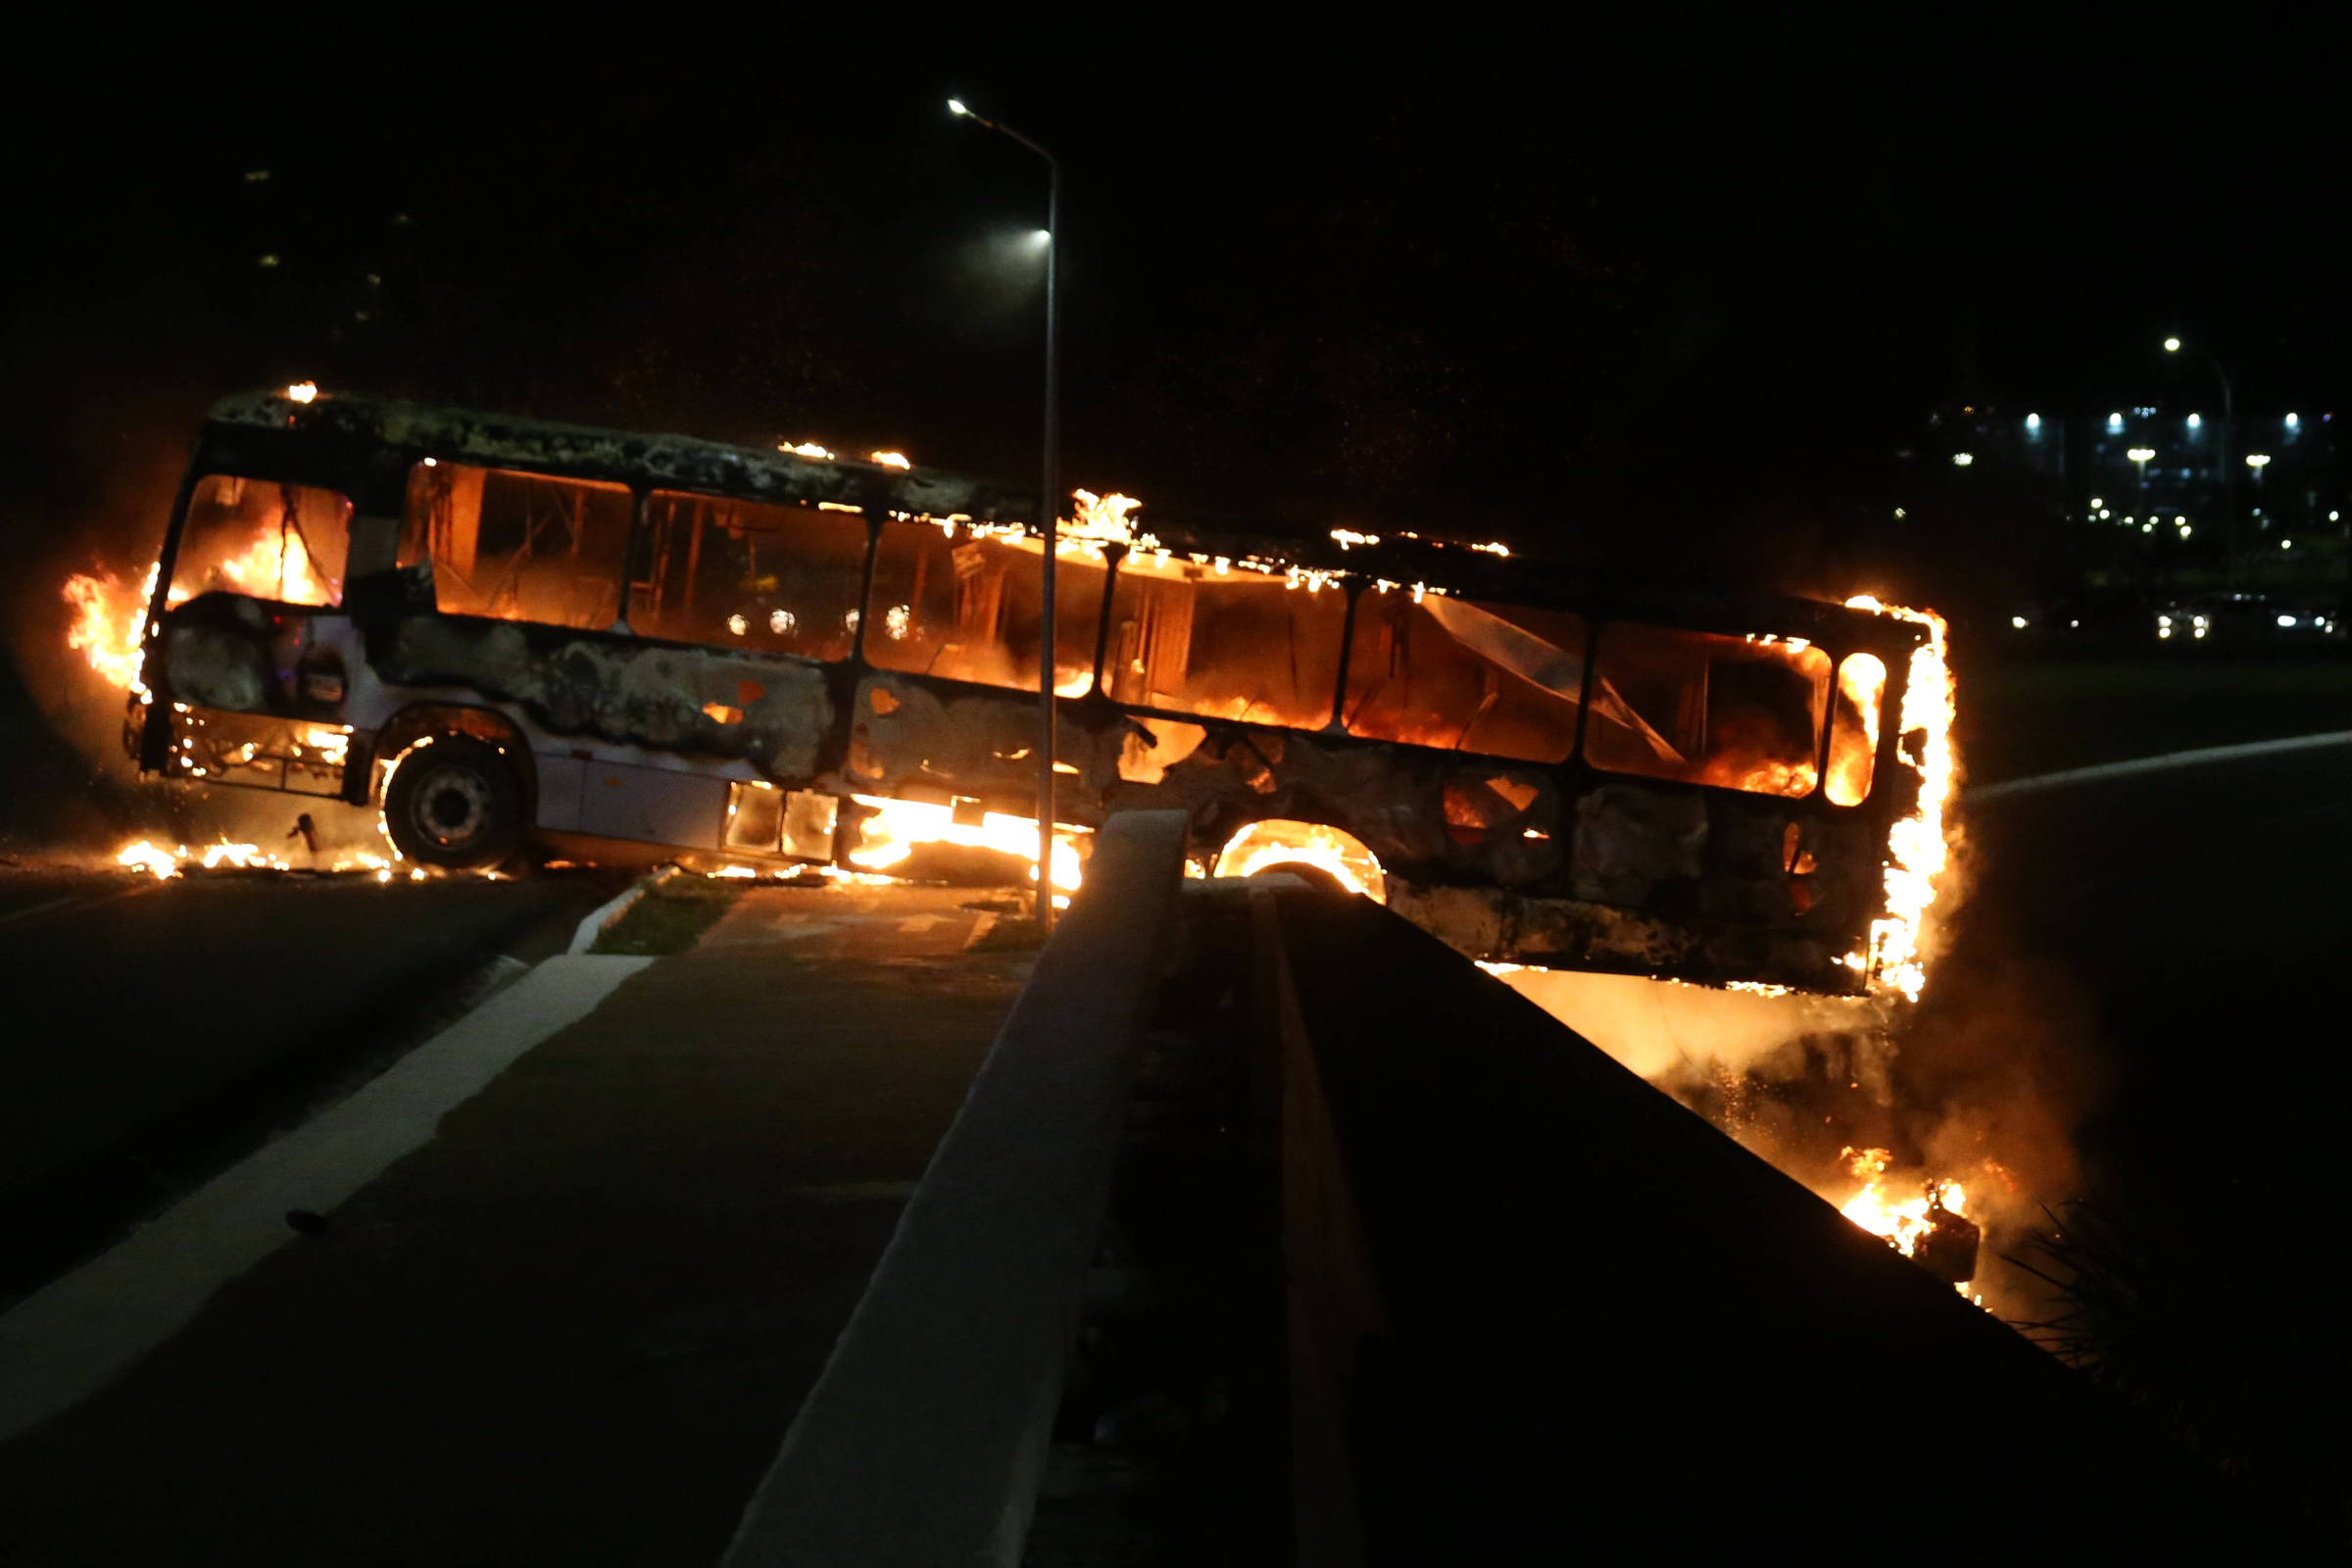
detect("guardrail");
top-left (718, 808), bottom-right (1191, 1567)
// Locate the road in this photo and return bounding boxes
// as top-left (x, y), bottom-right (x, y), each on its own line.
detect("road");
top-left (1945, 738), bottom-right (2352, 1192)
top-left (0, 881), bottom-right (1030, 1565)
top-left (0, 862), bottom-right (625, 1299)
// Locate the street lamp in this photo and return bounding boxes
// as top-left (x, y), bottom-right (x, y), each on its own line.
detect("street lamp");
top-left (2128, 446), bottom-right (2156, 486)
top-left (952, 95), bottom-right (1063, 929)
top-left (2164, 334), bottom-right (2237, 581)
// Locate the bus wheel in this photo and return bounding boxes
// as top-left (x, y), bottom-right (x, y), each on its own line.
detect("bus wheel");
top-left (1248, 860), bottom-right (1352, 897)
top-left (385, 735), bottom-right (524, 870)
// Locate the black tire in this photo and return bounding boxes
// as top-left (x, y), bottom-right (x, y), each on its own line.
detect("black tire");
top-left (1248, 859), bottom-right (1353, 897)
top-left (383, 734), bottom-right (524, 870)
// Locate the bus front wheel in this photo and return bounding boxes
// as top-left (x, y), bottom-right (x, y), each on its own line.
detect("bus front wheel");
top-left (385, 735), bottom-right (524, 870)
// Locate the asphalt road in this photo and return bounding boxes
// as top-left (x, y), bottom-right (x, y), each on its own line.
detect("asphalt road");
top-left (0, 863), bottom-right (625, 1298)
top-left (0, 882), bottom-right (1031, 1565)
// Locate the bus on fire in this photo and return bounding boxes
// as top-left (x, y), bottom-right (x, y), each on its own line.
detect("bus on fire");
top-left (129, 387), bottom-right (1952, 998)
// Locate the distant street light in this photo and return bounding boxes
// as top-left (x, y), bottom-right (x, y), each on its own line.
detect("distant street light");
top-left (2164, 334), bottom-right (2238, 582)
top-left (2128, 446), bottom-right (2156, 485)
top-left (951, 95), bottom-right (1064, 929)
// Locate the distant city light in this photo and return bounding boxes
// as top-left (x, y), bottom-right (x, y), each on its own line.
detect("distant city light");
top-left (2285, 413), bottom-right (2301, 429)
top-left (2179, 523), bottom-right (2193, 538)
top-left (2245, 453), bottom-right (2272, 468)
top-left (1892, 507), bottom-right (1907, 519)
top-left (1951, 452), bottom-right (1974, 466)
top-left (2332, 511), bottom-right (2342, 521)
top-left (947, 98), bottom-right (970, 117)
top-left (2106, 413), bottom-right (2125, 431)
top-left (2164, 336), bottom-right (2182, 353)
top-left (2089, 497), bottom-right (2103, 508)
top-left (2026, 412), bottom-right (2042, 431)
top-left (2127, 447), bottom-right (2156, 463)
top-left (2186, 413), bottom-right (2203, 429)
top-left (2098, 509), bottom-right (2111, 518)
top-left (285, 381), bottom-right (318, 404)
top-left (2281, 539), bottom-right (2293, 551)
top-left (1031, 228), bottom-right (1053, 247)
top-left (2011, 615), bottom-right (2029, 630)
top-left (2278, 614), bottom-right (2297, 628)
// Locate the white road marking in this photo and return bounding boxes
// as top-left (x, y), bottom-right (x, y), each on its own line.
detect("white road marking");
top-left (0, 954), bottom-right (653, 1443)
top-left (1966, 730), bottom-right (2352, 802)
top-left (896, 915), bottom-right (946, 934)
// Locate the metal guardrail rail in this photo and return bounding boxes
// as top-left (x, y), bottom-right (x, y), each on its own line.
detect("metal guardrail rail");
top-left (718, 808), bottom-right (1190, 1567)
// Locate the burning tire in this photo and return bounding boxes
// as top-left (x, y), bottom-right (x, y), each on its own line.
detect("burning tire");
top-left (1246, 860), bottom-right (1354, 897)
top-left (384, 735), bottom-right (524, 870)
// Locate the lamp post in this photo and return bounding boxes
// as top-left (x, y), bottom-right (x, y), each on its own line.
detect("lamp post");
top-left (2164, 335), bottom-right (2236, 582)
top-left (952, 97), bottom-right (1062, 929)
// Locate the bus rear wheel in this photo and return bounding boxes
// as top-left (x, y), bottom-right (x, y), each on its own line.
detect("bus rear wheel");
top-left (385, 735), bottom-right (524, 870)
top-left (1247, 860), bottom-right (1353, 897)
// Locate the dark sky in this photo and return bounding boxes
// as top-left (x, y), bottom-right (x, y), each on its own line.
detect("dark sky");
top-left (5, 12), bottom-right (2345, 592)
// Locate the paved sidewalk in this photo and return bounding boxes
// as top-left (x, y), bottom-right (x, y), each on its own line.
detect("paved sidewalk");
top-left (0, 883), bottom-right (1028, 1566)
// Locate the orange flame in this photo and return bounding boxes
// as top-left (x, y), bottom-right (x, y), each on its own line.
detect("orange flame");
top-left (1213, 820), bottom-right (1385, 901)
top-left (1837, 1146), bottom-right (1967, 1256)
top-left (1842, 596), bottom-right (1957, 1003)
top-left (63, 563), bottom-right (158, 696)
top-left (846, 795), bottom-right (1082, 904)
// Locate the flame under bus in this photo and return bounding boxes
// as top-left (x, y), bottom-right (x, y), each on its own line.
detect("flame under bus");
top-left (134, 389), bottom-right (1949, 997)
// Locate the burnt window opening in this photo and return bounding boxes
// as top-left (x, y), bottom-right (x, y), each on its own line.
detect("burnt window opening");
top-left (633, 491), bottom-right (867, 662)
top-left (172, 474), bottom-right (353, 608)
top-left (1343, 590), bottom-right (1589, 762)
top-left (400, 463), bottom-right (633, 631)
top-left (1583, 624), bottom-right (1831, 800)
top-left (1825, 652), bottom-right (1887, 808)
top-left (861, 520), bottom-right (1105, 696)
top-left (1104, 556), bottom-right (1347, 729)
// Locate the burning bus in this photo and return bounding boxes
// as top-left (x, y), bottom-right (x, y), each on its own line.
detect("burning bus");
top-left (118, 386), bottom-right (1953, 998)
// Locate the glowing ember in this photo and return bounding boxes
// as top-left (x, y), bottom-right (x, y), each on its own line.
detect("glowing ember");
top-left (1213, 820), bottom-right (1386, 902)
top-left (1842, 596), bottom-right (1958, 1003)
top-left (63, 563), bottom-right (158, 695)
top-left (1837, 1146), bottom-right (1967, 1257)
top-left (847, 794), bottom-right (1083, 897)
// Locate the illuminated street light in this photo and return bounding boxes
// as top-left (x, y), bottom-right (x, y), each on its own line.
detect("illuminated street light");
top-left (1950, 452), bottom-right (1974, 466)
top-left (2026, 412), bottom-right (2042, 432)
top-left (2244, 453), bottom-right (2272, 468)
top-left (950, 94), bottom-right (1063, 928)
top-left (2128, 446), bottom-right (2155, 485)
top-left (2161, 334), bottom-right (2238, 583)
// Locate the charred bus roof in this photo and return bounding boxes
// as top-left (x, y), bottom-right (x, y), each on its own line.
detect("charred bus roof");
top-left (203, 387), bottom-right (1923, 661)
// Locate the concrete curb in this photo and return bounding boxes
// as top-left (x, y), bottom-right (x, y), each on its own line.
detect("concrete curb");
top-left (718, 809), bottom-right (1191, 1568)
top-left (567, 864), bottom-right (681, 955)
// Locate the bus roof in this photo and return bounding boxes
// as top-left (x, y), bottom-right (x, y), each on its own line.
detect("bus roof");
top-left (207, 387), bottom-right (1922, 654)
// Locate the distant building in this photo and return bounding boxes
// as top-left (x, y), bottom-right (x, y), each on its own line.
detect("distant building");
top-left (1897, 399), bottom-right (2346, 598)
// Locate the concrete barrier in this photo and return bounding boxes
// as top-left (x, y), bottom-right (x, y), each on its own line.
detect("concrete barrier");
top-left (718, 808), bottom-right (1191, 1567)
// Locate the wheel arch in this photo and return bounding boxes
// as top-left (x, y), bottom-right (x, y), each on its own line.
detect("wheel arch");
top-left (372, 702), bottom-right (538, 813)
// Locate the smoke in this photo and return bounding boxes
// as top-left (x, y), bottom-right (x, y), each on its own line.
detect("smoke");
top-left (1497, 809), bottom-right (2102, 1324)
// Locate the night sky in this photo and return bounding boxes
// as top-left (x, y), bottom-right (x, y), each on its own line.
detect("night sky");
top-left (5, 13), bottom-right (2345, 604)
